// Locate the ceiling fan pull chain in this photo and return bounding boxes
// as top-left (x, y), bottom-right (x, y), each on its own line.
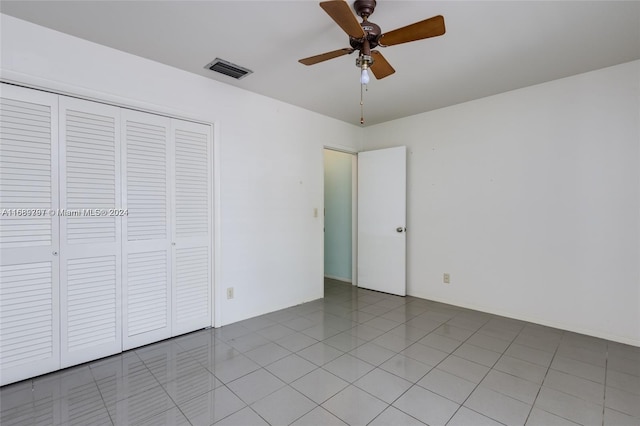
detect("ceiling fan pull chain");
top-left (360, 81), bottom-right (365, 125)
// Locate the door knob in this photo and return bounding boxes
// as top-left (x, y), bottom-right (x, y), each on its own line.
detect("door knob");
top-left (396, 227), bottom-right (405, 233)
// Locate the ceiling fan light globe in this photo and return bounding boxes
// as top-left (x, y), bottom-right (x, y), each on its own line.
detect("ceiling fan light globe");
top-left (360, 68), bottom-right (370, 84)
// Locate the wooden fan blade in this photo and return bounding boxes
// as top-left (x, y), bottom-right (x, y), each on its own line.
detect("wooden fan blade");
top-left (370, 50), bottom-right (395, 79)
top-left (320, 0), bottom-right (366, 38)
top-left (299, 48), bottom-right (354, 65)
top-left (379, 15), bottom-right (445, 46)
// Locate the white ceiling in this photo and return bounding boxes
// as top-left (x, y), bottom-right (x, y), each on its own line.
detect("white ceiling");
top-left (2, 1), bottom-right (639, 126)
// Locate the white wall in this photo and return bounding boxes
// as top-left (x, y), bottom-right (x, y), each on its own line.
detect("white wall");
top-left (0, 14), bottom-right (362, 326)
top-left (363, 60), bottom-right (640, 346)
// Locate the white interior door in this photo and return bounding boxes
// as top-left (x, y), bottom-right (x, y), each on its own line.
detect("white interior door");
top-left (59, 97), bottom-right (122, 367)
top-left (0, 84), bottom-right (61, 385)
top-left (122, 109), bottom-right (172, 350)
top-left (171, 119), bottom-right (212, 335)
top-left (357, 146), bottom-right (406, 296)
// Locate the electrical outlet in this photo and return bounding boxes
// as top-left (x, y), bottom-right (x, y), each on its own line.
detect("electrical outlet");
top-left (443, 273), bottom-right (450, 284)
top-left (226, 287), bottom-right (234, 299)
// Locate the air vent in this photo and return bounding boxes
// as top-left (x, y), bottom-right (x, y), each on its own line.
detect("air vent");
top-left (204, 58), bottom-right (253, 80)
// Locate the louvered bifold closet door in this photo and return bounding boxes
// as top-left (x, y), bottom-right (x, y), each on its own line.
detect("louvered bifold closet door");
top-left (171, 119), bottom-right (212, 335)
top-left (0, 84), bottom-right (60, 386)
top-left (122, 110), bottom-right (172, 350)
top-left (59, 97), bottom-right (122, 367)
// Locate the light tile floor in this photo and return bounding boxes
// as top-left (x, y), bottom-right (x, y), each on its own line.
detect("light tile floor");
top-left (2, 279), bottom-right (639, 425)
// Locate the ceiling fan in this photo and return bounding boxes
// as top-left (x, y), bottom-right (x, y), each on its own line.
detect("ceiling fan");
top-left (299, 0), bottom-right (446, 82)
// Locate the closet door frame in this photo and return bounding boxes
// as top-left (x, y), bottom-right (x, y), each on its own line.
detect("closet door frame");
top-left (1, 82), bottom-right (217, 384)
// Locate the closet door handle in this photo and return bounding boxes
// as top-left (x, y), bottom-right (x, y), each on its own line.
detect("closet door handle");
top-left (52, 251), bottom-right (58, 256)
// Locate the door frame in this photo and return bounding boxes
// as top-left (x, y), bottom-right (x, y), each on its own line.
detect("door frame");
top-left (323, 147), bottom-right (358, 287)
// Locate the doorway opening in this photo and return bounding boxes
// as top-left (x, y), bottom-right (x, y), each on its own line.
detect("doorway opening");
top-left (323, 149), bottom-right (357, 285)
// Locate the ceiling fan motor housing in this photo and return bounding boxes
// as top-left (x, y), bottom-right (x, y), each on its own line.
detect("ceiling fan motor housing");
top-left (349, 20), bottom-right (381, 50)
top-left (353, 0), bottom-right (377, 18)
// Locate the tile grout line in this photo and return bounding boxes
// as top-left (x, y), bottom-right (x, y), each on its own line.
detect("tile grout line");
top-left (169, 338), bottom-right (211, 426)
top-left (522, 330), bottom-right (576, 426)
top-left (311, 287), bottom-right (443, 425)
top-left (345, 287), bottom-right (436, 425)
top-left (136, 346), bottom-right (190, 426)
top-left (91, 366), bottom-right (117, 426)
top-left (521, 332), bottom-right (559, 425)
top-left (601, 341), bottom-right (608, 426)
top-left (441, 317), bottom-right (512, 426)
